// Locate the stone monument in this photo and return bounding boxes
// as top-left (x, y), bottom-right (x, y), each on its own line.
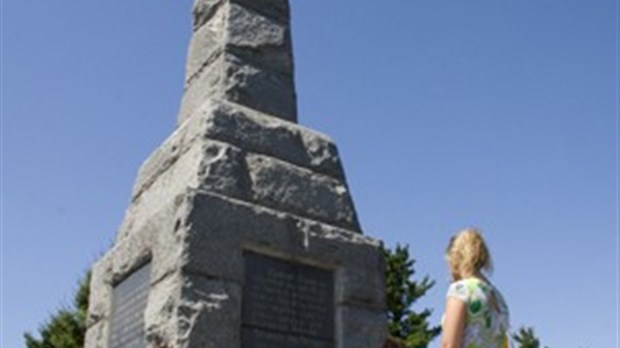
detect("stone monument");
top-left (85, 1), bottom-right (387, 347)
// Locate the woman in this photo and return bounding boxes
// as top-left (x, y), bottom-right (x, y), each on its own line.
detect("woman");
top-left (441, 228), bottom-right (510, 348)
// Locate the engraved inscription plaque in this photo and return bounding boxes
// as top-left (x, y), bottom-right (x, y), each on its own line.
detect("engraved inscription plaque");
top-left (242, 252), bottom-right (334, 348)
top-left (108, 263), bottom-right (151, 348)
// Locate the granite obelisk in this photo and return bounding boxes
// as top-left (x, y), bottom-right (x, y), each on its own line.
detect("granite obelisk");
top-left (85, 1), bottom-right (387, 348)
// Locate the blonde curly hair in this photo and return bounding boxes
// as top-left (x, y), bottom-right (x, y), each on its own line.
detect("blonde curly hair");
top-left (445, 228), bottom-right (493, 280)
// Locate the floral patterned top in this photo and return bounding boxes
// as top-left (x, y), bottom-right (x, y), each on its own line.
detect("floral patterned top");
top-left (444, 278), bottom-right (510, 348)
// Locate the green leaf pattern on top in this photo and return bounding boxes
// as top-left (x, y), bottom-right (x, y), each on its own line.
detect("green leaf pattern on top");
top-left (445, 278), bottom-right (510, 348)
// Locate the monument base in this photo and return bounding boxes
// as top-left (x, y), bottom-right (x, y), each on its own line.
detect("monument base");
top-left (86, 100), bottom-right (387, 348)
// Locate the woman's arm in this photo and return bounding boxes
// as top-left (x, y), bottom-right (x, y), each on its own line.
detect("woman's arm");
top-left (441, 297), bottom-right (466, 348)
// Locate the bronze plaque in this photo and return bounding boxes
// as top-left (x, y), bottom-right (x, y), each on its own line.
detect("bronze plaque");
top-left (242, 252), bottom-right (334, 348)
top-left (108, 263), bottom-right (151, 348)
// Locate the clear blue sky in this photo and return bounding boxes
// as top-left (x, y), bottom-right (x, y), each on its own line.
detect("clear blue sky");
top-left (2, 1), bottom-right (618, 347)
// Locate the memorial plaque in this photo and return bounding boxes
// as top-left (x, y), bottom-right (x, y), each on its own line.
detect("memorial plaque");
top-left (242, 252), bottom-right (334, 348)
top-left (108, 263), bottom-right (151, 348)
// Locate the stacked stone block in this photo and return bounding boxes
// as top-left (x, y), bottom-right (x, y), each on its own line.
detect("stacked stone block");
top-left (180, 0), bottom-right (297, 124)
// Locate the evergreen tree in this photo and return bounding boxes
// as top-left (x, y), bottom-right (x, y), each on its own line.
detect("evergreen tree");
top-left (24, 273), bottom-right (90, 348)
top-left (512, 326), bottom-right (549, 348)
top-left (383, 244), bottom-right (441, 348)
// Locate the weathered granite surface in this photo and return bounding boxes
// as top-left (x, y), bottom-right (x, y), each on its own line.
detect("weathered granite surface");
top-left (180, 0), bottom-right (297, 124)
top-left (86, 1), bottom-right (387, 347)
top-left (87, 190), bottom-right (386, 348)
top-left (86, 99), bottom-right (387, 348)
top-left (125, 100), bottom-right (359, 238)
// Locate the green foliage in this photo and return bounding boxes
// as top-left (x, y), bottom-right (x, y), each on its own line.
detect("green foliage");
top-left (512, 326), bottom-right (549, 348)
top-left (24, 273), bottom-right (90, 348)
top-left (384, 244), bottom-right (441, 348)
